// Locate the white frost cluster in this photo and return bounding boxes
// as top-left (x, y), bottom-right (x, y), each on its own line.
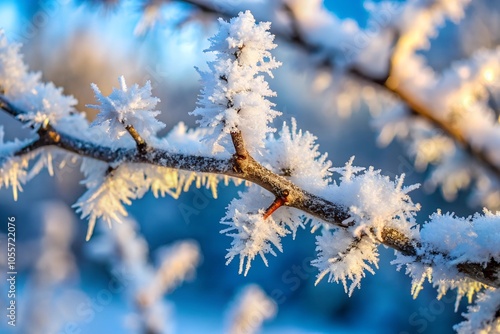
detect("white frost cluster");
top-left (392, 210), bottom-right (500, 311)
top-left (263, 118), bottom-right (332, 192)
top-left (222, 117), bottom-right (336, 275)
top-left (0, 32), bottom-right (89, 200)
top-left (0, 128), bottom-right (28, 201)
top-left (0, 30), bottom-right (39, 98)
top-left (327, 158), bottom-right (420, 237)
top-left (221, 184), bottom-right (308, 275)
top-left (312, 158), bottom-right (420, 294)
top-left (192, 11), bottom-right (281, 154)
top-left (75, 161), bottom-right (140, 241)
top-left (88, 76), bottom-right (165, 142)
top-left (221, 186), bottom-right (288, 276)
top-left (455, 288), bottom-right (500, 334)
top-left (394, 257), bottom-right (485, 311)
top-left (0, 31), bottom-right (82, 130)
top-left (313, 228), bottom-right (379, 296)
top-left (0, 127), bottom-right (65, 201)
top-left (421, 210), bottom-right (500, 265)
top-left (226, 284), bottom-right (277, 334)
top-left (75, 159), bottom-right (226, 240)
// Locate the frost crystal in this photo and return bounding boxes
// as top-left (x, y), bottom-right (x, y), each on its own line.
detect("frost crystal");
top-left (221, 185), bottom-right (307, 275)
top-left (0, 127), bottom-right (30, 201)
top-left (88, 76), bottom-right (165, 141)
top-left (192, 10), bottom-right (282, 154)
top-left (15, 82), bottom-right (78, 129)
top-left (222, 205), bottom-right (287, 276)
top-left (75, 158), bottom-right (226, 240)
top-left (0, 31), bottom-right (80, 131)
top-left (0, 30), bottom-right (39, 97)
top-left (313, 158), bottom-right (420, 293)
top-left (455, 288), bottom-right (500, 334)
top-left (313, 228), bottom-right (379, 296)
top-left (0, 157), bottom-right (28, 201)
top-left (328, 159), bottom-right (420, 237)
top-left (421, 210), bottom-right (500, 265)
top-left (264, 118), bottom-right (332, 192)
top-left (74, 162), bottom-right (143, 241)
top-left (392, 210), bottom-right (500, 310)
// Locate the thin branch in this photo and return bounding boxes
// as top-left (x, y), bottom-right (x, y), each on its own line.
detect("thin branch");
top-left (230, 131), bottom-right (248, 158)
top-left (124, 123), bottom-right (148, 155)
top-left (1, 95), bottom-right (499, 288)
top-left (263, 190), bottom-right (288, 220)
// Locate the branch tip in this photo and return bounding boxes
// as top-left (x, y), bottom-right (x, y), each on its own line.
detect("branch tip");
top-left (263, 190), bottom-right (289, 220)
top-left (124, 123), bottom-right (148, 155)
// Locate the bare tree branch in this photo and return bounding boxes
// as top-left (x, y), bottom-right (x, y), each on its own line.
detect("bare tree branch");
top-left (1, 94), bottom-right (499, 288)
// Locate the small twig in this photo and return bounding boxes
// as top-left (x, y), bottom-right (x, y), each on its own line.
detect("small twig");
top-left (230, 131), bottom-right (247, 157)
top-left (124, 123), bottom-right (148, 155)
top-left (263, 190), bottom-right (289, 219)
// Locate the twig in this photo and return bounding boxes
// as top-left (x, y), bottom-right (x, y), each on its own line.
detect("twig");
top-left (263, 190), bottom-right (288, 220)
top-left (124, 123), bottom-right (148, 155)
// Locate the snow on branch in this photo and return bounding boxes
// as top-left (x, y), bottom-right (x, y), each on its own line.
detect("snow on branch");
top-left (312, 158), bottom-right (420, 295)
top-left (192, 10), bottom-right (281, 155)
top-left (88, 76), bottom-right (165, 146)
top-left (377, 45), bottom-right (500, 207)
top-left (455, 288), bottom-right (500, 333)
top-left (393, 210), bottom-right (500, 310)
top-left (390, 0), bottom-right (471, 86)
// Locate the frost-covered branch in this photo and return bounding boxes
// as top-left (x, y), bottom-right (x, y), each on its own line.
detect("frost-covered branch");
top-left (2, 93), bottom-right (499, 288)
top-left (1, 11), bottom-right (500, 291)
top-left (2, 10), bottom-right (500, 332)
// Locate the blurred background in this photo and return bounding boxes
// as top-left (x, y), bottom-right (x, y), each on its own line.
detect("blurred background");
top-left (0, 0), bottom-right (499, 333)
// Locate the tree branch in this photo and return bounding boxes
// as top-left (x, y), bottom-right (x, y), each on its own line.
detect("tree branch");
top-left (1, 95), bottom-right (498, 288)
